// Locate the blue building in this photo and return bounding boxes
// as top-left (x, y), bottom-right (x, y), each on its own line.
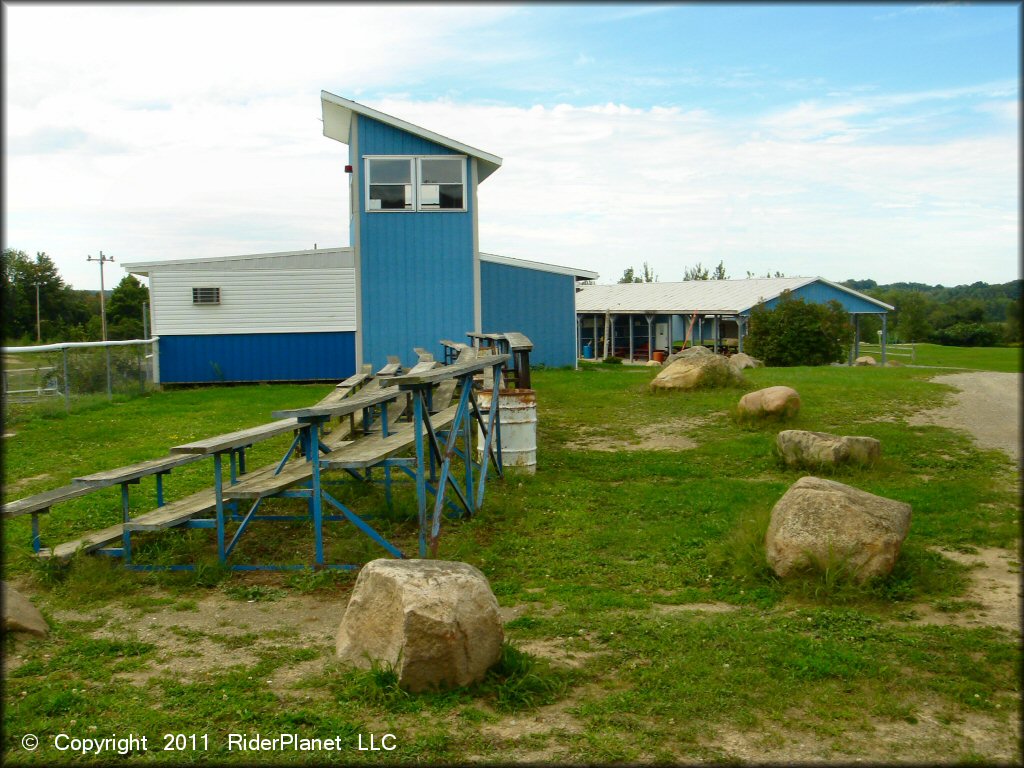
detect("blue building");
top-left (576, 276), bottom-right (894, 362)
top-left (124, 92), bottom-right (596, 384)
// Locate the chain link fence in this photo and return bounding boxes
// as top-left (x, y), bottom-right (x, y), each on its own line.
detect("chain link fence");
top-left (2, 338), bottom-right (158, 418)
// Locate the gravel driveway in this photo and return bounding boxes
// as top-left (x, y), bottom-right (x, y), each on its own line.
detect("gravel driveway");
top-left (909, 370), bottom-right (1020, 465)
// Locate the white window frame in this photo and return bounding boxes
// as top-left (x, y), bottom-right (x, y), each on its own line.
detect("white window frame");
top-left (364, 155), bottom-right (467, 213)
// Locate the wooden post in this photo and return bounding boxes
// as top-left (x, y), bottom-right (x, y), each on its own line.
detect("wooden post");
top-left (603, 312), bottom-right (611, 359)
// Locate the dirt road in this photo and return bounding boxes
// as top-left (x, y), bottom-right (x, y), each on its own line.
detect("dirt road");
top-left (908, 370), bottom-right (1020, 464)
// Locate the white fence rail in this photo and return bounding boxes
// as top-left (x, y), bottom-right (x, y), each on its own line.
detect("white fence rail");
top-left (2, 337), bottom-right (159, 412)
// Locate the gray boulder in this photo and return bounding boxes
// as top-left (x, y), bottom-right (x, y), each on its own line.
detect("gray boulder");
top-left (336, 559), bottom-right (503, 692)
top-left (729, 352), bottom-right (764, 372)
top-left (765, 476), bottom-right (911, 581)
top-left (664, 345), bottom-right (714, 366)
top-left (737, 386), bottom-right (800, 418)
top-left (2, 582), bottom-right (49, 636)
top-left (854, 355), bottom-right (877, 366)
top-left (777, 430), bottom-right (881, 468)
top-left (650, 354), bottom-right (745, 391)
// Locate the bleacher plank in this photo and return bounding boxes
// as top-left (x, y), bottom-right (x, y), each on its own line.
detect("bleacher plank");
top-left (271, 388), bottom-right (398, 421)
top-left (73, 453), bottom-right (205, 488)
top-left (123, 489), bottom-right (218, 531)
top-left (171, 419), bottom-right (301, 455)
top-left (3, 484), bottom-right (99, 518)
top-left (40, 523), bottom-right (127, 560)
top-left (321, 405), bottom-right (459, 470)
top-left (383, 354), bottom-right (510, 388)
top-left (221, 462), bottom-right (315, 500)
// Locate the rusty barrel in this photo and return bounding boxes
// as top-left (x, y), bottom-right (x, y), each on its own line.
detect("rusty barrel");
top-left (475, 388), bottom-right (537, 474)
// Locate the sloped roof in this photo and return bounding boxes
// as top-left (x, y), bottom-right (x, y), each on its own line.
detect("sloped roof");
top-left (480, 252), bottom-right (598, 280)
top-left (320, 91), bottom-right (503, 182)
top-left (122, 247), bottom-right (352, 274)
top-left (575, 277), bottom-right (893, 314)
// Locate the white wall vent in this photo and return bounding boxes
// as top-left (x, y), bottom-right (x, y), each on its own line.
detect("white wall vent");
top-left (192, 287), bottom-right (221, 305)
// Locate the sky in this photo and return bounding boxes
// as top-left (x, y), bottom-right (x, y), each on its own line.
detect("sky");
top-left (3, 2), bottom-right (1020, 291)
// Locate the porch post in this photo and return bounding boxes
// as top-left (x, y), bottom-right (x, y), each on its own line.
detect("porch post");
top-left (629, 315), bottom-right (634, 362)
top-left (881, 314), bottom-right (887, 366)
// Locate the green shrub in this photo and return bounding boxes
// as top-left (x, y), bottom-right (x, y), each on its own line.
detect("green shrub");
top-left (746, 292), bottom-right (854, 366)
top-left (933, 321), bottom-right (1003, 347)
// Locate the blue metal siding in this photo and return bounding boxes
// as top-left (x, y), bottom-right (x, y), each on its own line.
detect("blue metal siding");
top-left (357, 116), bottom-right (476, 369)
top-left (481, 262), bottom-right (577, 367)
top-left (158, 332), bottom-right (355, 383)
top-left (761, 280), bottom-right (887, 314)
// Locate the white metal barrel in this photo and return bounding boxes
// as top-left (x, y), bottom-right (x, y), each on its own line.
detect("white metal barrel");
top-left (476, 388), bottom-right (537, 474)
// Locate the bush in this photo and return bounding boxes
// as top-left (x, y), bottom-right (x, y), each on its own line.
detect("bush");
top-left (746, 293), bottom-right (854, 366)
top-left (933, 321), bottom-right (1003, 347)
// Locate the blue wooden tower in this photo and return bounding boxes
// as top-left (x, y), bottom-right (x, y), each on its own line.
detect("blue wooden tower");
top-left (321, 92), bottom-right (504, 371)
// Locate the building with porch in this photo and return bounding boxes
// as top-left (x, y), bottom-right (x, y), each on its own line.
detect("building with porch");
top-left (575, 276), bottom-right (893, 363)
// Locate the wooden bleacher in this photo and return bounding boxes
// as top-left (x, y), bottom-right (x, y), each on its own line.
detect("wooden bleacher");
top-left (8, 341), bottom-right (509, 568)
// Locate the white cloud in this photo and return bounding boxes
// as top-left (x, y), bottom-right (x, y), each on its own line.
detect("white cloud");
top-left (3, 5), bottom-right (1019, 290)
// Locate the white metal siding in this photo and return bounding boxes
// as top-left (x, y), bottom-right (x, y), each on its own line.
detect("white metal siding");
top-left (150, 268), bottom-right (357, 335)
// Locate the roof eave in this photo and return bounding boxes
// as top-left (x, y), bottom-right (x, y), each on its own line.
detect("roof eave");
top-left (320, 91), bottom-right (502, 181)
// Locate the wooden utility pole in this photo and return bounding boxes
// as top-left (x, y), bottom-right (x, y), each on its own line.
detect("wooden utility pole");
top-left (87, 251), bottom-right (115, 399)
top-left (86, 251), bottom-right (114, 340)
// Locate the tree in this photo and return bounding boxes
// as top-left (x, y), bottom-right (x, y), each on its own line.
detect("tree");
top-left (1, 249), bottom-right (88, 342)
top-left (894, 291), bottom-right (932, 343)
top-left (711, 260), bottom-right (728, 280)
top-left (683, 262), bottom-right (710, 281)
top-left (745, 292), bottom-right (854, 367)
top-left (106, 275), bottom-right (150, 339)
top-left (618, 261), bottom-right (657, 283)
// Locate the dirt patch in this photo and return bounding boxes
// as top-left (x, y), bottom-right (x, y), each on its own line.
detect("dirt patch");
top-left (652, 601), bottom-right (739, 614)
top-left (910, 547), bottom-right (1021, 634)
top-left (565, 415), bottom-right (720, 452)
top-left (6, 472), bottom-right (51, 494)
top-left (518, 637), bottom-right (600, 670)
top-left (50, 591), bottom-right (348, 687)
top-left (703, 697), bottom-right (1018, 763)
top-left (907, 371), bottom-right (1020, 464)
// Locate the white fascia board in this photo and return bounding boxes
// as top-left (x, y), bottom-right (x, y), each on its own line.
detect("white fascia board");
top-left (122, 247), bottom-right (353, 271)
top-left (320, 91), bottom-right (503, 182)
top-left (480, 252), bottom-right (599, 280)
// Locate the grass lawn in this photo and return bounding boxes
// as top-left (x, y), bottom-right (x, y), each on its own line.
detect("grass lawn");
top-left (857, 342), bottom-right (1021, 373)
top-left (2, 362), bottom-right (1020, 763)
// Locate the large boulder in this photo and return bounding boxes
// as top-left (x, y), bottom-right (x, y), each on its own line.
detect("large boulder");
top-left (765, 476), bottom-right (911, 581)
top-left (729, 352), bottom-right (764, 372)
top-left (664, 345), bottom-right (714, 366)
top-left (854, 355), bottom-right (877, 366)
top-left (777, 430), bottom-right (881, 468)
top-left (737, 386), bottom-right (800, 419)
top-left (650, 354), bottom-right (744, 391)
top-left (336, 559), bottom-right (503, 692)
top-left (2, 582), bottom-right (49, 636)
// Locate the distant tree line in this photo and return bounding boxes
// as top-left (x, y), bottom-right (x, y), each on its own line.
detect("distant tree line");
top-left (2, 248), bottom-right (150, 344)
top-left (842, 278), bottom-right (1022, 347)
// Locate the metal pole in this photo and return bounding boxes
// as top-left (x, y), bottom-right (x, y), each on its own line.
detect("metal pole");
top-left (62, 346), bottom-right (70, 412)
